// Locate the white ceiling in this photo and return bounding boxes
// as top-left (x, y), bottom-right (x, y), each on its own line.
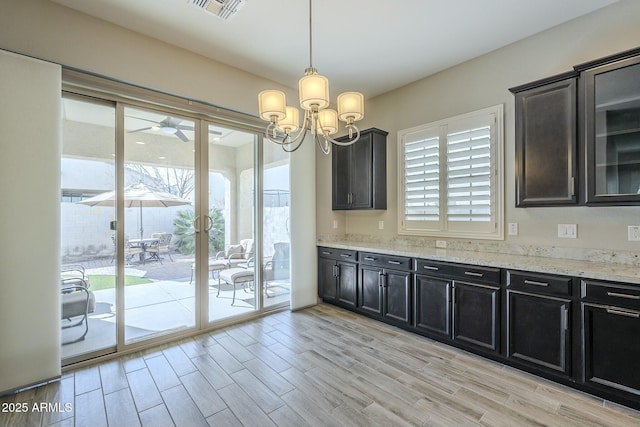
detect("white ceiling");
top-left (52, 0), bottom-right (617, 99)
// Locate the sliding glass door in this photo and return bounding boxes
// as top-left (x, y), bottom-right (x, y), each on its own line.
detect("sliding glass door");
top-left (60, 95), bottom-right (117, 362)
top-left (60, 90), bottom-right (280, 365)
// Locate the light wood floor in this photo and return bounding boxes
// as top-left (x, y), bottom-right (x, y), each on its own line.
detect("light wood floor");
top-left (2, 303), bottom-right (639, 427)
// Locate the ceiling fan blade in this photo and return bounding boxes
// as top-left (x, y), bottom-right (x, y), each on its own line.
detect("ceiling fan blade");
top-left (127, 115), bottom-right (161, 125)
top-left (175, 129), bottom-right (190, 142)
top-left (128, 126), bottom-right (154, 133)
top-left (174, 123), bottom-right (223, 136)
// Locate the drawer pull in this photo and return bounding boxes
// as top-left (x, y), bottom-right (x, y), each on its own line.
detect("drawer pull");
top-left (388, 260), bottom-right (401, 265)
top-left (423, 266), bottom-right (439, 271)
top-left (607, 292), bottom-right (640, 300)
top-left (321, 251), bottom-right (331, 255)
top-left (606, 308), bottom-right (640, 318)
top-left (524, 279), bottom-right (549, 287)
top-left (340, 253), bottom-right (352, 258)
top-left (364, 257), bottom-right (376, 261)
top-left (464, 271), bottom-right (483, 277)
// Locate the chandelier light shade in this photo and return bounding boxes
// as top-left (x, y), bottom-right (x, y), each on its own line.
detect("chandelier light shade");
top-left (257, 0), bottom-right (365, 154)
top-left (337, 92), bottom-right (364, 123)
top-left (279, 106), bottom-right (300, 133)
top-left (317, 109), bottom-right (338, 135)
top-left (299, 72), bottom-right (330, 111)
top-left (258, 90), bottom-right (286, 122)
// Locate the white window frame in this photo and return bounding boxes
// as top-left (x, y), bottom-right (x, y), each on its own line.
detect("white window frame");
top-left (397, 104), bottom-right (504, 240)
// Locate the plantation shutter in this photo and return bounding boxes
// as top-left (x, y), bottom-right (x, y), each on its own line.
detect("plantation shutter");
top-left (403, 126), bottom-right (440, 222)
top-left (446, 125), bottom-right (492, 222)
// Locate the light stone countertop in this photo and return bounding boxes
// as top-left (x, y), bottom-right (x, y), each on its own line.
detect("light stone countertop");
top-left (318, 241), bottom-right (640, 285)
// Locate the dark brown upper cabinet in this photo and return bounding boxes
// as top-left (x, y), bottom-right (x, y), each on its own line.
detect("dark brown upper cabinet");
top-left (510, 72), bottom-right (578, 207)
top-left (332, 128), bottom-right (387, 210)
top-left (576, 48), bottom-right (640, 205)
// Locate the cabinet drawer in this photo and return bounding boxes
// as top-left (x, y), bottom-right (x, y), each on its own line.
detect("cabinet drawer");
top-left (318, 247), bottom-right (357, 262)
top-left (507, 271), bottom-right (572, 296)
top-left (582, 280), bottom-right (640, 310)
top-left (359, 252), bottom-right (411, 270)
top-left (449, 264), bottom-right (501, 285)
top-left (414, 259), bottom-right (456, 277)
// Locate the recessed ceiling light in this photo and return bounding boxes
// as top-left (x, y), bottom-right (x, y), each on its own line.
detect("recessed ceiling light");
top-left (158, 156), bottom-right (166, 160)
top-left (135, 141), bottom-right (145, 145)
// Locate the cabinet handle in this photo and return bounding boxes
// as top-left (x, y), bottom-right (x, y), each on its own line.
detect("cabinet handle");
top-left (378, 271), bottom-right (384, 288)
top-left (563, 308), bottom-right (569, 331)
top-left (335, 265), bottom-right (341, 278)
top-left (321, 251), bottom-right (331, 255)
top-left (607, 291), bottom-right (640, 300)
top-left (606, 307), bottom-right (640, 318)
top-left (388, 260), bottom-right (401, 265)
top-left (340, 253), bottom-right (352, 258)
top-left (524, 279), bottom-right (549, 287)
top-left (332, 265), bottom-right (337, 277)
top-left (464, 271), bottom-right (483, 277)
top-left (423, 265), bottom-right (439, 271)
top-left (364, 256), bottom-right (376, 261)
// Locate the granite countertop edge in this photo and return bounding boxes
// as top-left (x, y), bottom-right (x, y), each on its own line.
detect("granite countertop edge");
top-left (318, 241), bottom-right (640, 285)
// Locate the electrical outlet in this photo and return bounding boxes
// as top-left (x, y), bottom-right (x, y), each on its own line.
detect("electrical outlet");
top-left (508, 223), bottom-right (518, 236)
top-left (628, 225), bottom-right (640, 241)
top-left (435, 240), bottom-right (447, 249)
top-left (333, 220), bottom-right (338, 229)
top-left (378, 220), bottom-right (384, 230)
top-left (558, 224), bottom-right (577, 239)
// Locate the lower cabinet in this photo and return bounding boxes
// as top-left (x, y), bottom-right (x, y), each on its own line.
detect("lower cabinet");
top-left (582, 279), bottom-right (640, 400)
top-left (507, 291), bottom-right (571, 375)
top-left (317, 248), bottom-right (357, 309)
top-left (414, 274), bottom-right (452, 339)
top-left (505, 270), bottom-right (573, 378)
top-left (452, 281), bottom-right (500, 354)
top-left (358, 253), bottom-right (412, 327)
top-left (583, 303), bottom-right (640, 397)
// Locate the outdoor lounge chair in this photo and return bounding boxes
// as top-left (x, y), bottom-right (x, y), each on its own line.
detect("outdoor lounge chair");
top-left (215, 238), bottom-right (254, 268)
top-left (61, 277), bottom-right (93, 345)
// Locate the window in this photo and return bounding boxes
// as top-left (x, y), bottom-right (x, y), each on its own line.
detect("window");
top-left (398, 105), bottom-right (504, 239)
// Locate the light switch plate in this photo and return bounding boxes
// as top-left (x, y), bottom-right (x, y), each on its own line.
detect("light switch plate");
top-left (378, 220), bottom-right (384, 230)
top-left (628, 225), bottom-right (640, 241)
top-left (508, 223), bottom-right (518, 236)
top-left (435, 240), bottom-right (447, 249)
top-left (333, 220), bottom-right (338, 229)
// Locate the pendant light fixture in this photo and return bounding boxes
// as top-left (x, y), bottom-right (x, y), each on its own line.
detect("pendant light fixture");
top-left (257, 0), bottom-right (364, 154)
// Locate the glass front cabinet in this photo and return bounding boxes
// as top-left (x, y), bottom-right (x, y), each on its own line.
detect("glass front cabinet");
top-left (580, 50), bottom-right (640, 205)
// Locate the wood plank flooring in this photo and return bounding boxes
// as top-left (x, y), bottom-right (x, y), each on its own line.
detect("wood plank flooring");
top-left (2, 303), bottom-right (640, 426)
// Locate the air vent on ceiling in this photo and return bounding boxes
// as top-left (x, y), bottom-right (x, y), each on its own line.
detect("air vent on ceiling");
top-left (190, 0), bottom-right (246, 21)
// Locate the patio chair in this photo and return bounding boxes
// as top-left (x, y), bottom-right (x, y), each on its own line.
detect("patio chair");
top-left (264, 242), bottom-right (290, 297)
top-left (61, 277), bottom-right (94, 345)
top-left (146, 232), bottom-right (173, 263)
top-left (215, 238), bottom-right (254, 268)
top-left (61, 264), bottom-right (96, 312)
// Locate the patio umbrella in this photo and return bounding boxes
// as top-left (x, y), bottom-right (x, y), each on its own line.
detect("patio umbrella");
top-left (77, 183), bottom-right (191, 239)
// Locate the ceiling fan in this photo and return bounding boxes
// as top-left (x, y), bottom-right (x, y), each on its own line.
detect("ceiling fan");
top-left (128, 116), bottom-right (222, 142)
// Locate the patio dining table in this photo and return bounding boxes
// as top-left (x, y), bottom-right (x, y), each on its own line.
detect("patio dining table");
top-left (129, 237), bottom-right (159, 263)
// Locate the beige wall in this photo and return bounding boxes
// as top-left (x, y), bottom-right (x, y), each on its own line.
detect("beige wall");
top-left (317, 0), bottom-right (640, 252)
top-left (0, 0), bottom-right (296, 117)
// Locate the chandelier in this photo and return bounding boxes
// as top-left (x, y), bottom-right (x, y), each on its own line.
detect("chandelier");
top-left (257, 0), bottom-right (364, 154)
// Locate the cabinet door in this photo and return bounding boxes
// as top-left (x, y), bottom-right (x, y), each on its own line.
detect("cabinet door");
top-left (515, 78), bottom-right (577, 206)
top-left (584, 56), bottom-right (640, 204)
top-left (508, 291), bottom-right (571, 376)
top-left (350, 134), bottom-right (373, 209)
top-left (332, 144), bottom-right (351, 209)
top-left (318, 257), bottom-right (337, 301)
top-left (383, 269), bottom-right (411, 325)
top-left (337, 261), bottom-right (357, 308)
top-left (583, 303), bottom-right (640, 395)
top-left (414, 274), bottom-right (452, 338)
top-left (359, 265), bottom-right (383, 316)
top-left (453, 281), bottom-right (500, 353)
